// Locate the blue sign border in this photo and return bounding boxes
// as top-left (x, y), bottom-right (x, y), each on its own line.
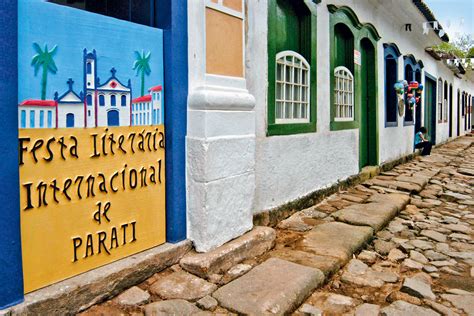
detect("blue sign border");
top-left (0, 0), bottom-right (188, 308)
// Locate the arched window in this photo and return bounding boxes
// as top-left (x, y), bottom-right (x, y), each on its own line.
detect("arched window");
top-left (403, 55), bottom-right (423, 124)
top-left (333, 23), bottom-right (355, 123)
top-left (275, 51), bottom-right (310, 123)
top-left (121, 95), bottom-right (127, 106)
top-left (66, 113), bottom-right (75, 128)
top-left (99, 94), bottom-right (105, 106)
top-left (110, 94), bottom-right (116, 106)
top-left (334, 66), bottom-right (354, 121)
top-left (86, 94), bottom-right (92, 106)
top-left (384, 44), bottom-right (401, 126)
top-left (87, 62), bottom-right (92, 74)
top-left (267, 0), bottom-right (316, 134)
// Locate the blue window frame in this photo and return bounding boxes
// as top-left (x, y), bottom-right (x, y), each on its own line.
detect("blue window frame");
top-left (384, 43), bottom-right (401, 127)
top-left (87, 62), bottom-right (92, 74)
top-left (30, 110), bottom-right (35, 128)
top-left (111, 94), bottom-right (116, 106)
top-left (39, 110), bottom-right (44, 128)
top-left (99, 95), bottom-right (105, 106)
top-left (147, 112), bottom-right (150, 125)
top-left (87, 94), bottom-right (93, 106)
top-left (403, 55), bottom-right (423, 125)
top-left (21, 110), bottom-right (26, 128)
top-left (121, 95), bottom-right (127, 106)
top-left (47, 111), bottom-right (53, 128)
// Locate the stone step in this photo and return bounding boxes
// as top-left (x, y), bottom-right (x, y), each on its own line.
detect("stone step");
top-left (332, 194), bottom-right (409, 232)
top-left (296, 222), bottom-right (374, 263)
top-left (268, 248), bottom-right (342, 278)
top-left (212, 258), bottom-right (324, 315)
top-left (180, 226), bottom-right (276, 279)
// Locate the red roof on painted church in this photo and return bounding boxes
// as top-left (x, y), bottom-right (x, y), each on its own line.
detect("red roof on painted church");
top-left (19, 100), bottom-right (57, 107)
top-left (149, 85), bottom-right (162, 92)
top-left (132, 95), bottom-right (152, 103)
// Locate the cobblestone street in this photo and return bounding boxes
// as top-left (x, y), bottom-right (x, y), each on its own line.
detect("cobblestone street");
top-left (81, 136), bottom-right (474, 316)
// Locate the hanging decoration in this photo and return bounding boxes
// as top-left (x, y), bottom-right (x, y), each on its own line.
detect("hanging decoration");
top-left (446, 58), bottom-right (474, 70)
top-left (394, 79), bottom-right (423, 117)
top-left (422, 21), bottom-right (445, 37)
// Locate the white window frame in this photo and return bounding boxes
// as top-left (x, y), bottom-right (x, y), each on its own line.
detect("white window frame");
top-left (334, 66), bottom-right (354, 122)
top-left (437, 79), bottom-right (443, 122)
top-left (275, 50), bottom-right (310, 124)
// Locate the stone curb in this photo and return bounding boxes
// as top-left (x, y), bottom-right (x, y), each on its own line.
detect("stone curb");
top-left (179, 226), bottom-right (276, 279)
top-left (253, 153), bottom-right (418, 228)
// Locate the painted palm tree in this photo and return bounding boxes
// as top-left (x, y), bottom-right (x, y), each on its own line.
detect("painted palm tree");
top-left (31, 43), bottom-right (58, 100)
top-left (133, 50), bottom-right (151, 96)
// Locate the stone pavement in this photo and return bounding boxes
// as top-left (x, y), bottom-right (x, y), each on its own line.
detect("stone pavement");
top-left (79, 136), bottom-right (474, 316)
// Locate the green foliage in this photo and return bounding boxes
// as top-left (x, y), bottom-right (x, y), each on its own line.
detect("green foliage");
top-left (31, 43), bottom-right (58, 100)
top-left (467, 47), bottom-right (474, 58)
top-left (133, 50), bottom-right (151, 96)
top-left (432, 34), bottom-right (474, 59)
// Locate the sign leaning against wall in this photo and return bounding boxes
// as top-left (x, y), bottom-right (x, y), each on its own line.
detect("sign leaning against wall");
top-left (18, 0), bottom-right (166, 293)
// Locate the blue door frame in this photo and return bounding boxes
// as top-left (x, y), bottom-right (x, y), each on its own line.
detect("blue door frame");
top-left (0, 0), bottom-right (188, 308)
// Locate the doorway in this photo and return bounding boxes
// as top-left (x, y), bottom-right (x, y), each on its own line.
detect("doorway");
top-left (449, 84), bottom-right (453, 137)
top-left (457, 90), bottom-right (461, 136)
top-left (359, 38), bottom-right (377, 169)
top-left (424, 75), bottom-right (437, 144)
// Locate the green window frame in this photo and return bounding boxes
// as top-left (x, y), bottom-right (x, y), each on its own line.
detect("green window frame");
top-left (328, 5), bottom-right (380, 131)
top-left (267, 0), bottom-right (317, 136)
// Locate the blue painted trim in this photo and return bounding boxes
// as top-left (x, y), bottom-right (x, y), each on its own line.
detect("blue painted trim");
top-left (157, 0), bottom-right (188, 243)
top-left (403, 55), bottom-right (423, 124)
top-left (384, 43), bottom-right (399, 127)
top-left (0, 0), bottom-right (24, 309)
top-left (98, 77), bottom-right (131, 90)
top-left (383, 43), bottom-right (401, 57)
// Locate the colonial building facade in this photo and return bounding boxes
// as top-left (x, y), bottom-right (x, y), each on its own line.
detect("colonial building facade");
top-left (1, 0), bottom-right (474, 311)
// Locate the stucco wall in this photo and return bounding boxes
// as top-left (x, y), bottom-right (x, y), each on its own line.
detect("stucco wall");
top-left (247, 0), bottom-right (359, 212)
top-left (246, 0), bottom-right (474, 213)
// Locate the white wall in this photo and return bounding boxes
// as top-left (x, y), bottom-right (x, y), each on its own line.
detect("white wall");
top-left (246, 0), bottom-right (474, 214)
top-left (186, 0), bottom-right (256, 252)
top-left (58, 103), bottom-right (84, 128)
top-left (248, 0), bottom-right (359, 212)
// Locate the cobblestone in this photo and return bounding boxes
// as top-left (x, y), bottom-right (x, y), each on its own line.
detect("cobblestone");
top-left (79, 137), bottom-right (474, 316)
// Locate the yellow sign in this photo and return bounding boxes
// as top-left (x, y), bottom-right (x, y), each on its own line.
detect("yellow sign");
top-left (19, 126), bottom-right (166, 293)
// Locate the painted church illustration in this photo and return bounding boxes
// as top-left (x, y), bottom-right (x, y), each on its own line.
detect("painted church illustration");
top-left (18, 49), bottom-right (162, 129)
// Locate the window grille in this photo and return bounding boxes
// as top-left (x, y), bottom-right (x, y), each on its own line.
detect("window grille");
top-left (334, 66), bottom-right (354, 121)
top-left (275, 51), bottom-right (310, 124)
